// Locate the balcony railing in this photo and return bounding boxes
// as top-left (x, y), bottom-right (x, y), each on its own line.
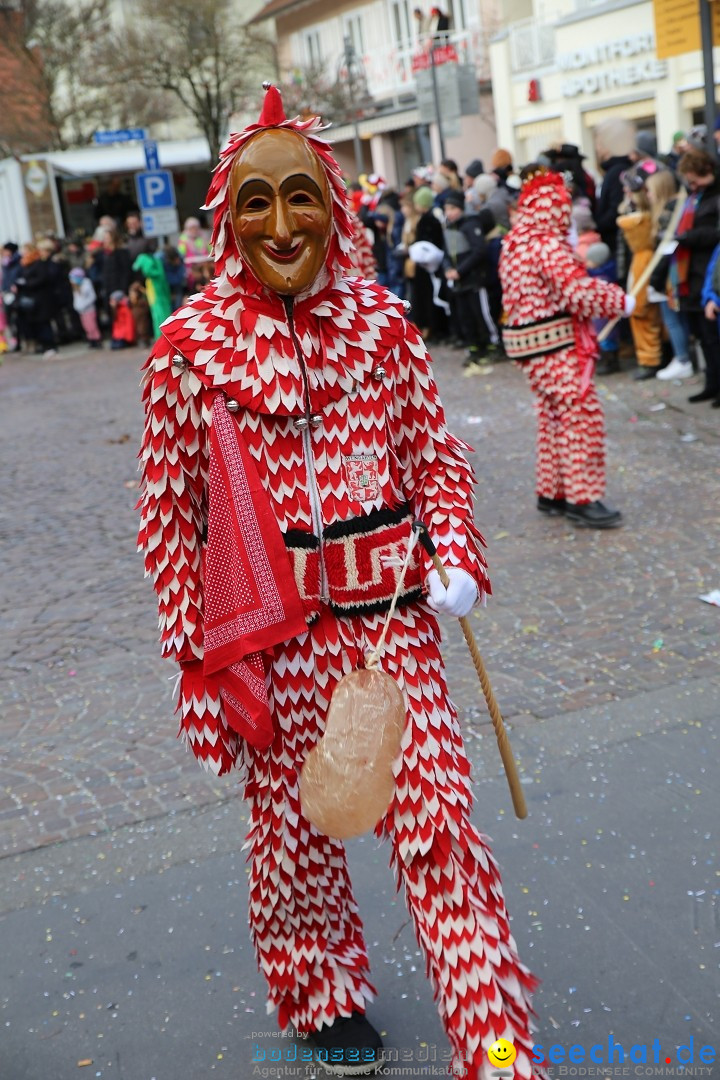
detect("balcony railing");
top-left (508, 18), bottom-right (556, 73)
top-left (343, 27), bottom-right (487, 102)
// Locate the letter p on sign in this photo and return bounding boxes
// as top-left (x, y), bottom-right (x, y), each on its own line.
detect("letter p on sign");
top-left (136, 169), bottom-right (176, 210)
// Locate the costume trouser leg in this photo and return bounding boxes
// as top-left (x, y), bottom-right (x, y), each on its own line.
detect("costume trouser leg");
top-left (527, 348), bottom-right (606, 504)
top-left (243, 606), bottom-right (541, 1080)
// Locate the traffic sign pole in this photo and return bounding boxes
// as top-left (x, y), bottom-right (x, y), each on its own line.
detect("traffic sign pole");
top-left (700, 0), bottom-right (717, 155)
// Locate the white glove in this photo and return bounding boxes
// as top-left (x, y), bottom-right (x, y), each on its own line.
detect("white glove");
top-left (624, 294), bottom-right (636, 317)
top-left (426, 568), bottom-right (479, 618)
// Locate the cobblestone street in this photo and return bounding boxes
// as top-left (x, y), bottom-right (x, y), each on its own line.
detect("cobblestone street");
top-left (1, 342), bottom-right (719, 1080)
top-left (2, 343), bottom-right (718, 857)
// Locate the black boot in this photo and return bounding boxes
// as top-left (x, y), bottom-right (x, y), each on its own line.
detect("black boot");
top-left (537, 496), bottom-right (566, 516)
top-left (596, 350), bottom-right (619, 375)
top-left (565, 501), bottom-right (622, 528)
top-left (307, 1011), bottom-right (384, 1076)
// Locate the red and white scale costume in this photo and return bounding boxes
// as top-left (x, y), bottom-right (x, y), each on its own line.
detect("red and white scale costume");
top-left (499, 172), bottom-right (626, 505)
top-left (138, 99), bottom-right (541, 1079)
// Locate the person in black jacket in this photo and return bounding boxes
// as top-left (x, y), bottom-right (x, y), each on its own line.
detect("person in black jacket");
top-left (2, 241), bottom-right (22, 351)
top-left (442, 189), bottom-right (489, 365)
top-left (408, 186), bottom-right (448, 341)
top-left (594, 119), bottom-right (635, 259)
top-left (101, 227), bottom-right (132, 320)
top-left (14, 242), bottom-right (58, 356)
top-left (676, 149), bottom-right (720, 403)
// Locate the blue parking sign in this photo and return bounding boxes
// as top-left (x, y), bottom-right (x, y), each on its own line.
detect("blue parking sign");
top-left (136, 169), bottom-right (175, 210)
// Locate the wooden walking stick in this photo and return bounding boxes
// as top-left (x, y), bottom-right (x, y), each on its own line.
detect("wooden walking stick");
top-left (414, 521), bottom-right (528, 820)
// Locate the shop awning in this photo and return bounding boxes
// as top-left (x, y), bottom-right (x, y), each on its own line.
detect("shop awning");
top-left (581, 98), bottom-right (656, 127)
top-left (323, 108), bottom-right (420, 144)
top-left (22, 136), bottom-right (211, 178)
top-left (513, 116), bottom-right (563, 137)
top-left (680, 88), bottom-right (705, 110)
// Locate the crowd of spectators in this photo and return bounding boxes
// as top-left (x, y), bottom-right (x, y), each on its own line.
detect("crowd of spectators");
top-left (6, 117), bottom-right (720, 415)
top-left (350, 119), bottom-right (720, 410)
top-left (1, 210), bottom-right (213, 359)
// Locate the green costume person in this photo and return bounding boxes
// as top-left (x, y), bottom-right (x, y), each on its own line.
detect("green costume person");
top-left (132, 253), bottom-right (173, 340)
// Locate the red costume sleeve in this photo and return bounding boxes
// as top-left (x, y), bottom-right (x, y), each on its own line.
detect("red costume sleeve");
top-left (537, 237), bottom-right (626, 321)
top-left (390, 322), bottom-right (491, 600)
top-left (137, 336), bottom-right (239, 775)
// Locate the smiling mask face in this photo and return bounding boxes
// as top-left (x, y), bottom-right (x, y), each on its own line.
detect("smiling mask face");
top-left (229, 128), bottom-right (332, 296)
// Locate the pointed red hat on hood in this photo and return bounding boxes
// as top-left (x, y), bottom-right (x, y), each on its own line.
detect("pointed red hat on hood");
top-left (204, 82), bottom-right (354, 288)
top-left (257, 84), bottom-right (286, 127)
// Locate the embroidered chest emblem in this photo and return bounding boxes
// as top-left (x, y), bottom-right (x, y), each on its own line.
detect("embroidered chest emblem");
top-left (344, 454), bottom-right (380, 502)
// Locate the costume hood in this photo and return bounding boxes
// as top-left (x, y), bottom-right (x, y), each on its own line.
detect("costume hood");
top-left (204, 84), bottom-right (355, 303)
top-left (514, 169), bottom-right (572, 237)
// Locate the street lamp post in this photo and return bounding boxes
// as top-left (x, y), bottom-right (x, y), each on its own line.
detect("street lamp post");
top-left (342, 36), bottom-right (369, 177)
top-left (429, 39), bottom-right (447, 162)
top-left (700, 0), bottom-right (717, 155)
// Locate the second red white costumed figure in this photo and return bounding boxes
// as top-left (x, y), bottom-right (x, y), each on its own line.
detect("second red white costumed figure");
top-left (500, 168), bottom-right (632, 529)
top-left (138, 86), bottom-right (542, 1078)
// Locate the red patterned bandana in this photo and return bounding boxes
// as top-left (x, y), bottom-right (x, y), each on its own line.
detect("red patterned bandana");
top-left (204, 394), bottom-right (307, 745)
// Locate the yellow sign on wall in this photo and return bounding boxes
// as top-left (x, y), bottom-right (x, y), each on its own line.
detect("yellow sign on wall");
top-left (654, 0), bottom-right (720, 59)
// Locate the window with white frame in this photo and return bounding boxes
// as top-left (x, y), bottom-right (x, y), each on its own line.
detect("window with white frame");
top-left (445, 0), bottom-right (467, 31)
top-left (303, 28), bottom-right (322, 68)
top-left (343, 13), bottom-right (365, 57)
top-left (390, 0), bottom-right (412, 46)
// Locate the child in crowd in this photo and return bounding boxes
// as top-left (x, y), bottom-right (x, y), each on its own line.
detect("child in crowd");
top-left (161, 245), bottom-right (187, 311)
top-left (586, 241), bottom-right (621, 375)
top-left (69, 267), bottom-right (102, 349)
top-left (109, 290), bottom-right (135, 350)
top-left (572, 201), bottom-right (601, 263)
top-left (128, 282), bottom-right (152, 346)
top-left (617, 164), bottom-right (663, 379)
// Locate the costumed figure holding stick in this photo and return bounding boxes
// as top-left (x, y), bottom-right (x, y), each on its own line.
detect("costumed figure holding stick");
top-left (138, 84), bottom-right (541, 1079)
top-left (500, 166), bottom-right (635, 529)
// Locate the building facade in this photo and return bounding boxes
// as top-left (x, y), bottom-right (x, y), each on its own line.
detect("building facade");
top-left (253, 0), bottom-right (508, 184)
top-left (490, 0), bottom-right (718, 170)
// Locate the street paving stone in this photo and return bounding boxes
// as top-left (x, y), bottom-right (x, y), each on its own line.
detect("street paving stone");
top-left (1, 344), bottom-right (719, 859)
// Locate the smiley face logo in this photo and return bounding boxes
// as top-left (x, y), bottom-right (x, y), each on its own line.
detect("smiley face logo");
top-left (487, 1039), bottom-right (517, 1069)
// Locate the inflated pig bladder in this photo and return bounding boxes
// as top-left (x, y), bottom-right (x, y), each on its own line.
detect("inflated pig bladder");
top-left (300, 667), bottom-right (406, 839)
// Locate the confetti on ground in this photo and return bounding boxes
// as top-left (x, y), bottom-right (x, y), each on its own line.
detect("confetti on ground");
top-left (698, 590), bottom-right (720, 606)
top-left (649, 403), bottom-right (667, 412)
top-left (679, 432), bottom-right (698, 442)
top-left (77, 1061), bottom-right (93, 1068)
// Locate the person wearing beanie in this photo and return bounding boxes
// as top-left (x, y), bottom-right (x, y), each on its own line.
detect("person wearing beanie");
top-left (490, 148), bottom-right (513, 174)
top-left (138, 82), bottom-right (542, 1080)
top-left (500, 166), bottom-right (635, 527)
top-left (632, 129), bottom-right (658, 163)
top-left (485, 152), bottom-right (515, 230)
top-left (69, 266), bottom-right (102, 349)
top-left (442, 189), bottom-right (494, 366)
top-left (412, 184), bottom-right (435, 213)
top-left (462, 157), bottom-right (484, 189)
top-left (410, 183), bottom-right (448, 340)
